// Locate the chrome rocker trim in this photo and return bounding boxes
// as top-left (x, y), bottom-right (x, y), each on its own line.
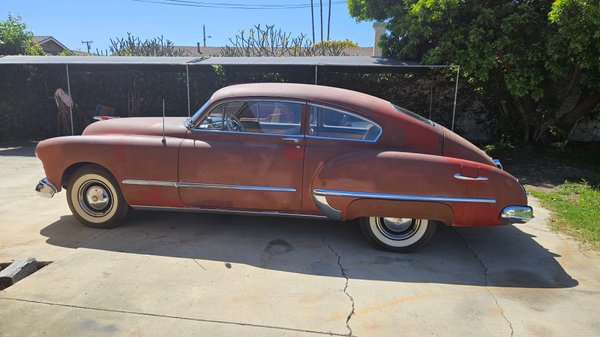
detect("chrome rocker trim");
top-left (500, 206), bottom-right (533, 224)
top-left (312, 189), bottom-right (497, 220)
top-left (130, 205), bottom-right (327, 220)
top-left (35, 178), bottom-right (57, 198)
top-left (122, 179), bottom-right (296, 192)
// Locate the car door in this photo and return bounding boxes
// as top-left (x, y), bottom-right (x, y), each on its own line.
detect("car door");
top-left (178, 99), bottom-right (306, 212)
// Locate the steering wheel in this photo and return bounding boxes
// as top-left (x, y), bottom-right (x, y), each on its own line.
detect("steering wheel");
top-left (224, 116), bottom-right (244, 132)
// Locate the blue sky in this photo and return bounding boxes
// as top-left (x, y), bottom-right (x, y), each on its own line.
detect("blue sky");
top-left (1, 0), bottom-right (375, 53)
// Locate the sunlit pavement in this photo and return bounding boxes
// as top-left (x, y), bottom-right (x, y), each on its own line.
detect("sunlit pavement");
top-left (1, 146), bottom-right (599, 337)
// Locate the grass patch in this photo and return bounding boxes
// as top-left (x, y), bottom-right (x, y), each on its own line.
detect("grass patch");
top-left (530, 181), bottom-right (600, 245)
top-left (484, 142), bottom-right (600, 247)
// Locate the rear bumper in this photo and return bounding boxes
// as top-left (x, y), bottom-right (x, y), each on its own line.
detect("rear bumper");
top-left (35, 178), bottom-right (57, 198)
top-left (501, 206), bottom-right (533, 224)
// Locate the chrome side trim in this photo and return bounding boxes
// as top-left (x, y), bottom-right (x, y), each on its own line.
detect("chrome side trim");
top-left (493, 159), bottom-right (503, 170)
top-left (35, 178), bottom-right (57, 198)
top-left (177, 182), bottom-right (296, 192)
top-left (306, 135), bottom-right (378, 143)
top-left (453, 173), bottom-right (489, 181)
top-left (122, 179), bottom-right (296, 192)
top-left (122, 179), bottom-right (177, 187)
top-left (501, 206), bottom-right (533, 224)
top-left (130, 205), bottom-right (327, 220)
top-left (191, 128), bottom-right (304, 138)
top-left (313, 189), bottom-right (496, 204)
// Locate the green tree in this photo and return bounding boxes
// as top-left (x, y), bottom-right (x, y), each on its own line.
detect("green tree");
top-left (0, 14), bottom-right (44, 55)
top-left (348, 0), bottom-right (600, 143)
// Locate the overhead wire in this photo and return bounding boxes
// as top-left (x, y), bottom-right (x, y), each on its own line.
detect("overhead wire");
top-left (131, 0), bottom-right (347, 10)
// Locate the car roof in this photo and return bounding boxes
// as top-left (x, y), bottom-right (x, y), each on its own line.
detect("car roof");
top-left (211, 83), bottom-right (395, 120)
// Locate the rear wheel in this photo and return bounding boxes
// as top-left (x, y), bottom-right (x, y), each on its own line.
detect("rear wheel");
top-left (359, 217), bottom-right (436, 252)
top-left (66, 165), bottom-right (129, 228)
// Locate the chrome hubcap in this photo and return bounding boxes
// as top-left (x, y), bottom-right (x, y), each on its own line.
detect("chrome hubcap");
top-left (376, 217), bottom-right (420, 240)
top-left (78, 180), bottom-right (113, 217)
top-left (86, 186), bottom-right (110, 210)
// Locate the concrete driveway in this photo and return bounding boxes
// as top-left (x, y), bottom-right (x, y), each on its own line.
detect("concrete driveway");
top-left (1, 145), bottom-right (599, 337)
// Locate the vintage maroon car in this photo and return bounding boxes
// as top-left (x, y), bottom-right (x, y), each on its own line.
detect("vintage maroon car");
top-left (35, 83), bottom-right (532, 252)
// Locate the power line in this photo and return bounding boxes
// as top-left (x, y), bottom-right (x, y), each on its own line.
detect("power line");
top-left (132, 0), bottom-right (347, 10)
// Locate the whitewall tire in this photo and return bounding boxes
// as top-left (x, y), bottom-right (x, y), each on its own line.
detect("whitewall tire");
top-left (66, 165), bottom-right (129, 228)
top-left (359, 217), bottom-right (437, 252)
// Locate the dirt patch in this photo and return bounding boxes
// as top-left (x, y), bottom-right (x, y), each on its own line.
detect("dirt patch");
top-left (500, 153), bottom-right (597, 192)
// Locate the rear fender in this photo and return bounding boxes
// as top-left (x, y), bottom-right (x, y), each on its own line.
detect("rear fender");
top-left (311, 151), bottom-right (527, 226)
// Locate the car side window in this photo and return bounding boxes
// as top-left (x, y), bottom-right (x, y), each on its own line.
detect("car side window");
top-left (309, 105), bottom-right (381, 141)
top-left (198, 100), bottom-right (303, 135)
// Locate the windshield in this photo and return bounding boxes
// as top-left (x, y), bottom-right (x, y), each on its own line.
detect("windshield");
top-left (391, 103), bottom-right (435, 126)
top-left (189, 99), bottom-right (213, 126)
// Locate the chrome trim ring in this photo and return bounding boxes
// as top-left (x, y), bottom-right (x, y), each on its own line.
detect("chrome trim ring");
top-left (369, 217), bottom-right (429, 247)
top-left (376, 217), bottom-right (420, 240)
top-left (501, 206), bottom-right (533, 224)
top-left (77, 180), bottom-right (114, 217)
top-left (85, 185), bottom-right (111, 211)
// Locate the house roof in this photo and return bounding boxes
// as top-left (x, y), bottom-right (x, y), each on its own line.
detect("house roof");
top-left (32, 36), bottom-right (68, 50)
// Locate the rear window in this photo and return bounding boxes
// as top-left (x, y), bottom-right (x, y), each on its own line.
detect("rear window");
top-left (392, 103), bottom-right (435, 126)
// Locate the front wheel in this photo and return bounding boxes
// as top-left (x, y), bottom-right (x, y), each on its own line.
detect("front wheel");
top-left (66, 165), bottom-right (129, 228)
top-left (359, 217), bottom-right (436, 252)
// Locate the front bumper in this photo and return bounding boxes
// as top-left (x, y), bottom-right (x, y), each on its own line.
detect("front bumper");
top-left (501, 206), bottom-right (533, 224)
top-left (35, 178), bottom-right (57, 198)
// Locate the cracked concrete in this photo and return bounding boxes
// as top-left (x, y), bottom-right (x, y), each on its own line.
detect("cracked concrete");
top-left (322, 232), bottom-right (356, 337)
top-left (2, 146), bottom-right (600, 337)
top-left (454, 229), bottom-right (514, 337)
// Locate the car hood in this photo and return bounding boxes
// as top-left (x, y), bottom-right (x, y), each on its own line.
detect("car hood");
top-left (441, 126), bottom-right (495, 167)
top-left (82, 117), bottom-right (189, 138)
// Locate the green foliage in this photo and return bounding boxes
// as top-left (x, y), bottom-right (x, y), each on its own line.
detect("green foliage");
top-left (348, 0), bottom-right (600, 143)
top-left (313, 39), bottom-right (359, 49)
top-left (58, 49), bottom-right (78, 56)
top-left (531, 181), bottom-right (600, 244)
top-left (106, 33), bottom-right (185, 56)
top-left (0, 14), bottom-right (44, 55)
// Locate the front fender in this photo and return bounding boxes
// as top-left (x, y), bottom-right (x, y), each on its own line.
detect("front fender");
top-left (36, 135), bottom-right (183, 206)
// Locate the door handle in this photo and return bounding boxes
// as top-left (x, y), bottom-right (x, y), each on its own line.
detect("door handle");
top-left (454, 173), bottom-right (488, 181)
top-left (281, 137), bottom-right (300, 143)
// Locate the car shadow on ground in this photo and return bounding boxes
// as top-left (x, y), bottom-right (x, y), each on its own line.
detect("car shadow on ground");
top-left (40, 210), bottom-right (577, 289)
top-left (0, 145), bottom-right (36, 157)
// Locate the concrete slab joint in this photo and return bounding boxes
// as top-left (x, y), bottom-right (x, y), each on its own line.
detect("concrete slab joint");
top-left (453, 229), bottom-right (514, 337)
top-left (322, 232), bottom-right (355, 337)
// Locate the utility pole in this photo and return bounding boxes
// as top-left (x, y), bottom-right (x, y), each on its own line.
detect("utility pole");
top-left (81, 40), bottom-right (93, 54)
top-left (327, 0), bottom-right (331, 40)
top-left (203, 25), bottom-right (206, 47)
top-left (319, 0), bottom-right (323, 42)
top-left (310, 0), bottom-right (315, 45)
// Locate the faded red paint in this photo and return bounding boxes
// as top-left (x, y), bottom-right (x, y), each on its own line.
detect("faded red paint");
top-left (35, 83), bottom-right (529, 226)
